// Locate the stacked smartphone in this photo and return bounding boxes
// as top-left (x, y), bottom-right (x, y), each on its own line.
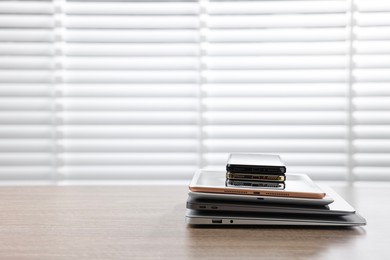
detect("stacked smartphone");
top-left (185, 153), bottom-right (366, 227)
top-left (226, 154), bottom-right (286, 190)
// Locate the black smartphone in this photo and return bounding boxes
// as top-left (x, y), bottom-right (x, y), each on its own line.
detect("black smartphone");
top-left (226, 153), bottom-right (286, 175)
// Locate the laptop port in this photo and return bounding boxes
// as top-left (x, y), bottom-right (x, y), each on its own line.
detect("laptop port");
top-left (212, 219), bottom-right (223, 224)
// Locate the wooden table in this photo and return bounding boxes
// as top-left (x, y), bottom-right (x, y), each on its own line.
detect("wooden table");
top-left (0, 184), bottom-right (388, 259)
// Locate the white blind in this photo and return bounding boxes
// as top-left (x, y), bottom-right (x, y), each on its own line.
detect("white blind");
top-left (201, 0), bottom-right (350, 181)
top-left (0, 0), bottom-right (55, 182)
top-left (60, 0), bottom-right (200, 181)
top-left (0, 0), bottom-right (389, 183)
top-left (353, 0), bottom-right (390, 181)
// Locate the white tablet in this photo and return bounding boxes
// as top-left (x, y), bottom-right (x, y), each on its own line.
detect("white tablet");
top-left (189, 191), bottom-right (333, 206)
top-left (189, 170), bottom-right (326, 199)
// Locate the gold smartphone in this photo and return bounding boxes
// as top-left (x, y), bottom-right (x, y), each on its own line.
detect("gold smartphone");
top-left (226, 179), bottom-right (285, 190)
top-left (226, 172), bottom-right (285, 182)
top-left (189, 170), bottom-right (325, 199)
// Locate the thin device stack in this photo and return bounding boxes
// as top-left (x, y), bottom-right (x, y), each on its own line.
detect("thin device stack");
top-left (185, 153), bottom-right (366, 227)
top-left (226, 153), bottom-right (286, 190)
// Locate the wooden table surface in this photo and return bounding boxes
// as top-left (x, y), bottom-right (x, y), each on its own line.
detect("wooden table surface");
top-left (0, 184), bottom-right (388, 260)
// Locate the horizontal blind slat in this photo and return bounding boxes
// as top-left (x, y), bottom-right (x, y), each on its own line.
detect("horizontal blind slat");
top-left (59, 126), bottom-right (198, 139)
top-left (62, 166), bottom-right (196, 181)
top-left (205, 83), bottom-right (347, 97)
top-left (205, 139), bottom-right (346, 153)
top-left (204, 70), bottom-right (347, 83)
top-left (0, 166), bottom-right (53, 181)
top-left (66, 2), bottom-right (199, 15)
top-left (0, 153), bottom-right (52, 166)
top-left (66, 16), bottom-right (199, 29)
top-left (355, 0), bottom-right (390, 12)
top-left (207, 28), bottom-right (347, 42)
top-left (207, 14), bottom-right (347, 28)
top-left (66, 43), bottom-right (199, 56)
top-left (205, 42), bottom-right (347, 56)
top-left (0, 29), bottom-right (53, 42)
top-left (0, 15), bottom-right (54, 28)
top-left (0, 84), bottom-right (51, 97)
top-left (205, 111), bottom-right (346, 125)
top-left (208, 1), bottom-right (347, 14)
top-left (205, 97), bottom-right (346, 111)
top-left (204, 56), bottom-right (347, 69)
top-left (355, 41), bottom-right (390, 54)
top-left (205, 125), bottom-right (346, 139)
top-left (63, 84), bottom-right (197, 97)
top-left (66, 30), bottom-right (199, 43)
top-left (0, 43), bottom-right (53, 56)
top-left (65, 57), bottom-right (198, 70)
top-left (59, 112), bottom-right (198, 125)
top-left (58, 140), bottom-right (198, 153)
top-left (64, 71), bottom-right (199, 83)
top-left (0, 70), bottom-right (53, 83)
top-left (60, 153), bottom-right (198, 166)
top-left (0, 98), bottom-right (199, 111)
top-left (0, 2), bottom-right (53, 14)
top-left (355, 126), bottom-right (390, 139)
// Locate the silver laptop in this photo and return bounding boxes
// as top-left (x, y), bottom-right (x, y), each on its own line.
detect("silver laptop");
top-left (187, 185), bottom-right (355, 216)
top-left (185, 209), bottom-right (366, 226)
top-left (186, 185), bottom-right (366, 227)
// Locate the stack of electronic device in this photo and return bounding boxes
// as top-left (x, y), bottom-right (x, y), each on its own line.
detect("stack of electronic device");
top-left (186, 153), bottom-right (366, 227)
top-left (225, 154), bottom-right (286, 190)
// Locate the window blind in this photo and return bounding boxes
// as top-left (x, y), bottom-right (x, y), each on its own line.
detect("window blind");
top-left (0, 0), bottom-right (389, 183)
top-left (0, 0), bottom-right (55, 183)
top-left (201, 0), bottom-right (350, 180)
top-left (353, 0), bottom-right (390, 181)
top-left (60, 0), bottom-right (200, 181)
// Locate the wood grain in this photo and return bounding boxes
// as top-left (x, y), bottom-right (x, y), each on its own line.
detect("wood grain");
top-left (0, 185), bottom-right (388, 260)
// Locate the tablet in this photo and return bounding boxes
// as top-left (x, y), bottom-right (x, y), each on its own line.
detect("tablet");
top-left (187, 185), bottom-right (349, 215)
top-left (188, 191), bottom-right (333, 206)
top-left (189, 170), bottom-right (325, 199)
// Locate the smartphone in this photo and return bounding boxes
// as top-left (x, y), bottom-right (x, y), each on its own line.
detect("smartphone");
top-left (189, 170), bottom-right (326, 199)
top-left (226, 172), bottom-right (285, 182)
top-left (226, 153), bottom-right (286, 175)
top-left (226, 179), bottom-right (285, 190)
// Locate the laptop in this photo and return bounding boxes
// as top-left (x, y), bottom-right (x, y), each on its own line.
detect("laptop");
top-left (185, 209), bottom-right (366, 226)
top-left (187, 185), bottom-right (354, 216)
top-left (186, 185), bottom-right (366, 227)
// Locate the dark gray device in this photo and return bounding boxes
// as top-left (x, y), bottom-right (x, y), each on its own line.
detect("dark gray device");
top-left (226, 153), bottom-right (286, 175)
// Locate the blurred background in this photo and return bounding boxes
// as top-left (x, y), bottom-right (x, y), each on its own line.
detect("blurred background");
top-left (0, 0), bottom-right (389, 185)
